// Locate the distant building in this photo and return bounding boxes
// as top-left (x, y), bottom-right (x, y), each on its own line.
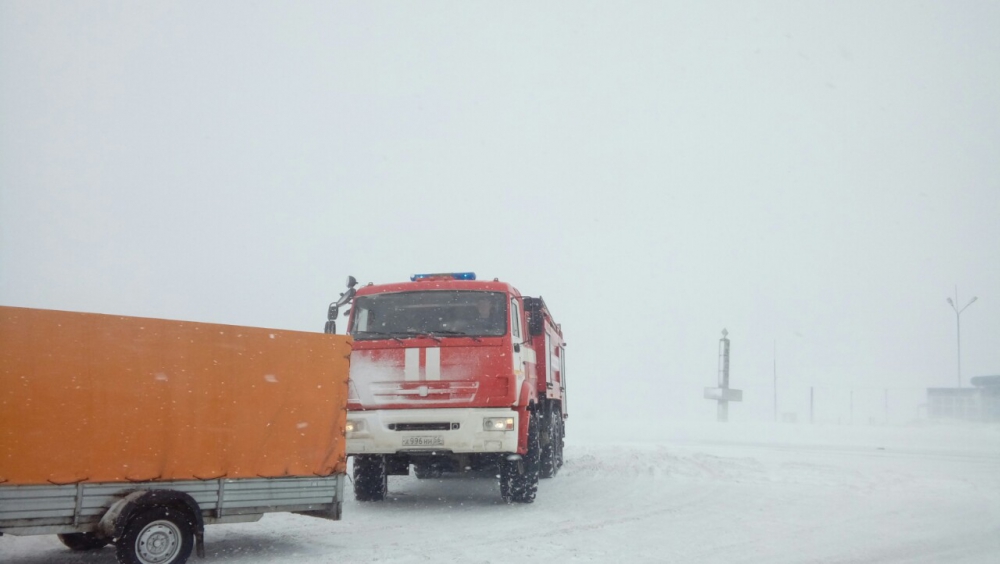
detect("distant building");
top-left (927, 376), bottom-right (1000, 422)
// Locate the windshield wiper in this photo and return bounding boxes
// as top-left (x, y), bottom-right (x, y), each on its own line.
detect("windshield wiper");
top-left (375, 330), bottom-right (442, 344)
top-left (426, 330), bottom-right (481, 342)
top-left (353, 331), bottom-right (404, 344)
top-left (355, 330), bottom-right (484, 343)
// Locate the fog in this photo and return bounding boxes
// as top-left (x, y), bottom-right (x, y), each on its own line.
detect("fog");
top-left (1, 1), bottom-right (998, 425)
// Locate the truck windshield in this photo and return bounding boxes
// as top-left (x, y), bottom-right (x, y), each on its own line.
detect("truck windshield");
top-left (351, 291), bottom-right (508, 339)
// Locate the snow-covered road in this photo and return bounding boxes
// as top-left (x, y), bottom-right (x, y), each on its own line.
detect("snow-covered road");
top-left (4, 422), bottom-right (999, 563)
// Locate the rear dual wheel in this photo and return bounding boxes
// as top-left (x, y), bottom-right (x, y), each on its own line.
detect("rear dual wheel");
top-left (413, 464), bottom-right (443, 480)
top-left (540, 405), bottom-right (565, 479)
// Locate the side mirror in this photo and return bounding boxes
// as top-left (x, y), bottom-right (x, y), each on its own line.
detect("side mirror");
top-left (334, 287), bottom-right (356, 308)
top-left (325, 275), bottom-right (358, 333)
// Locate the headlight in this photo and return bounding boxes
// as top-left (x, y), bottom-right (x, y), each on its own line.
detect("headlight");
top-left (483, 417), bottom-right (514, 431)
top-left (345, 420), bottom-right (365, 434)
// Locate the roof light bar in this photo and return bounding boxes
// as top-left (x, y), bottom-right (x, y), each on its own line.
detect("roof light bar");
top-left (410, 272), bottom-right (477, 281)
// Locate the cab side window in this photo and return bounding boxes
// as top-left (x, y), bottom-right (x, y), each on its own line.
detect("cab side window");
top-left (510, 298), bottom-right (521, 339)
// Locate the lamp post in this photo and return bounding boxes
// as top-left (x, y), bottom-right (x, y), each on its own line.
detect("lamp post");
top-left (946, 287), bottom-right (977, 388)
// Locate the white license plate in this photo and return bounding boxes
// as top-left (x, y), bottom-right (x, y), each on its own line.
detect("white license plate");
top-left (402, 436), bottom-right (444, 447)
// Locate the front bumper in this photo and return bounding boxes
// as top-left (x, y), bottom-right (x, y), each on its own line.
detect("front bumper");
top-left (346, 407), bottom-right (519, 455)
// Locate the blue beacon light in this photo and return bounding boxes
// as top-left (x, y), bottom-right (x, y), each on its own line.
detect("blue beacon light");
top-left (410, 272), bottom-right (477, 281)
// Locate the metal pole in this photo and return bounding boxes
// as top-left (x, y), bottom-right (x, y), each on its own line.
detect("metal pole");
top-left (956, 287), bottom-right (961, 387)
top-left (809, 386), bottom-right (814, 424)
top-left (773, 340), bottom-right (777, 423)
top-left (884, 388), bottom-right (889, 424)
top-left (717, 330), bottom-right (730, 422)
top-left (947, 288), bottom-right (978, 389)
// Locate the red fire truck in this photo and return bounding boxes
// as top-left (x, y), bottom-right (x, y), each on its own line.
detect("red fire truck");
top-left (325, 273), bottom-right (566, 504)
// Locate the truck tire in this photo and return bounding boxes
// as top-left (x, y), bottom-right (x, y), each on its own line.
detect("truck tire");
top-left (553, 412), bottom-right (565, 472)
top-left (115, 505), bottom-right (194, 564)
top-left (555, 415), bottom-right (565, 471)
top-left (58, 532), bottom-right (110, 551)
top-left (353, 455), bottom-right (388, 502)
top-left (500, 412), bottom-right (540, 504)
top-left (540, 404), bottom-right (564, 479)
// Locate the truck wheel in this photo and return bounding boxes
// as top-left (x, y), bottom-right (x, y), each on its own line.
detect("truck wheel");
top-left (500, 412), bottom-right (541, 504)
top-left (58, 532), bottom-right (110, 551)
top-left (540, 405), bottom-right (563, 479)
top-left (353, 455), bottom-right (388, 501)
top-left (115, 506), bottom-right (194, 564)
top-left (554, 415), bottom-right (565, 471)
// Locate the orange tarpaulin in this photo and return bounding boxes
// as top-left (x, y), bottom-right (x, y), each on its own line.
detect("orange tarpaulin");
top-left (0, 306), bottom-right (350, 485)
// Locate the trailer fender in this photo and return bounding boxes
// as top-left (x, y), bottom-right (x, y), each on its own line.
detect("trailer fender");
top-left (99, 489), bottom-right (206, 557)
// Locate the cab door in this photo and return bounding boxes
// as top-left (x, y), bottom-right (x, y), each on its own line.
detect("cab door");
top-left (509, 297), bottom-right (528, 400)
top-left (509, 297), bottom-right (537, 402)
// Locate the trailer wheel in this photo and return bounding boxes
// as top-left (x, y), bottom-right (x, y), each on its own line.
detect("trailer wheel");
top-left (115, 506), bottom-right (194, 564)
top-left (353, 455), bottom-right (388, 502)
top-left (500, 411), bottom-right (541, 503)
top-left (58, 532), bottom-right (110, 551)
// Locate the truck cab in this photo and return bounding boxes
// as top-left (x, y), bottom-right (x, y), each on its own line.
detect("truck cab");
top-left (333, 273), bottom-right (566, 504)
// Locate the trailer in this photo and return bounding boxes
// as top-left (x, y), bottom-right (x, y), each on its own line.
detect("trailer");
top-left (0, 306), bottom-right (351, 564)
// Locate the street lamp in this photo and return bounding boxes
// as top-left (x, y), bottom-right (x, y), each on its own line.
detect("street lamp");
top-left (946, 288), bottom-right (977, 388)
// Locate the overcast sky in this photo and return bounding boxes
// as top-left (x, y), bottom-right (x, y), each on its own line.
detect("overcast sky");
top-left (2, 1), bottom-right (998, 424)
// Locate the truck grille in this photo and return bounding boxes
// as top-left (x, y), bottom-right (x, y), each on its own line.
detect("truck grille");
top-left (388, 423), bottom-right (458, 431)
top-left (368, 382), bottom-right (479, 405)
